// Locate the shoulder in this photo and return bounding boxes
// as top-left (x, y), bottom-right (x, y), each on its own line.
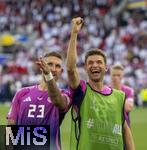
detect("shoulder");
top-left (15, 85), bottom-right (35, 98)
top-left (113, 88), bottom-right (125, 98)
top-left (60, 88), bottom-right (72, 97)
top-left (70, 80), bottom-right (86, 107)
top-left (76, 80), bottom-right (86, 92)
top-left (121, 84), bottom-right (134, 96)
top-left (79, 80), bottom-right (87, 92)
top-left (68, 80), bottom-right (86, 94)
top-left (122, 85), bottom-right (134, 92)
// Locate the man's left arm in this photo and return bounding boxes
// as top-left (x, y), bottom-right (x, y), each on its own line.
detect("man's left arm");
top-left (125, 88), bottom-right (134, 112)
top-left (123, 121), bottom-right (135, 150)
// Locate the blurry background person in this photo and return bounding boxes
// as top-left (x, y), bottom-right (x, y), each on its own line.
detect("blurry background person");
top-left (110, 64), bottom-right (134, 126)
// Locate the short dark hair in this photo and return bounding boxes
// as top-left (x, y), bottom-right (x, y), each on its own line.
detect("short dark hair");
top-left (44, 51), bottom-right (62, 60)
top-left (85, 49), bottom-right (107, 64)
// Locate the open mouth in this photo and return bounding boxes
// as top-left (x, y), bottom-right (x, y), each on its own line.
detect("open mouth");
top-left (91, 70), bottom-right (101, 75)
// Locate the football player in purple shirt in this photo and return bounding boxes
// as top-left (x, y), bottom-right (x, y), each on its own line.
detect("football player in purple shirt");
top-left (110, 64), bottom-right (134, 126)
top-left (7, 51), bottom-right (72, 150)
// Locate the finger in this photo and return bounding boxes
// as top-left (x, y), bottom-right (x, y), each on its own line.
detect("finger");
top-left (35, 61), bottom-right (42, 67)
top-left (36, 60), bottom-right (46, 72)
top-left (40, 68), bottom-right (43, 73)
top-left (37, 57), bottom-right (46, 69)
top-left (38, 57), bottom-right (50, 74)
top-left (39, 57), bottom-right (47, 66)
top-left (80, 18), bottom-right (84, 25)
top-left (36, 57), bottom-right (43, 65)
top-left (77, 18), bottom-right (84, 25)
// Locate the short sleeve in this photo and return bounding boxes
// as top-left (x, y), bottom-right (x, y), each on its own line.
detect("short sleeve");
top-left (127, 88), bottom-right (134, 99)
top-left (70, 80), bottom-right (86, 107)
top-left (7, 90), bottom-right (21, 121)
top-left (60, 89), bottom-right (73, 112)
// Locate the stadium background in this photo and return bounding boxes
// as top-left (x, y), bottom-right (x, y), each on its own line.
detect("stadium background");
top-left (0, 0), bottom-right (147, 149)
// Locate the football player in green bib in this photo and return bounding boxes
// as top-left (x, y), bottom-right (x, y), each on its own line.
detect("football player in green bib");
top-left (66, 17), bottom-right (135, 150)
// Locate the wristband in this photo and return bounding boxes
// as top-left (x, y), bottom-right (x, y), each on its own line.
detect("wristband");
top-left (44, 72), bottom-right (53, 81)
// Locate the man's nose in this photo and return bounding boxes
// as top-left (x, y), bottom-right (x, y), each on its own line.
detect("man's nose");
top-left (114, 76), bottom-right (119, 79)
top-left (93, 62), bottom-right (98, 67)
top-left (50, 65), bottom-right (56, 72)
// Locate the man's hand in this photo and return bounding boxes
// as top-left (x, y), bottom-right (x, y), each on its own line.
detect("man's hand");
top-left (71, 17), bottom-right (83, 34)
top-left (36, 57), bottom-right (50, 75)
top-left (125, 98), bottom-right (134, 112)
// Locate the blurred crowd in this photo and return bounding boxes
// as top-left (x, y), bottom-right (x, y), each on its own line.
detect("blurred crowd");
top-left (0, 0), bottom-right (147, 105)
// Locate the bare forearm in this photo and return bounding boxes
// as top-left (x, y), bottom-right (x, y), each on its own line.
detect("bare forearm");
top-left (47, 79), bottom-right (66, 109)
top-left (125, 97), bottom-right (134, 112)
top-left (66, 32), bottom-right (78, 71)
top-left (66, 33), bottom-right (80, 88)
top-left (125, 101), bottom-right (134, 112)
top-left (66, 17), bottom-right (83, 89)
top-left (124, 122), bottom-right (135, 150)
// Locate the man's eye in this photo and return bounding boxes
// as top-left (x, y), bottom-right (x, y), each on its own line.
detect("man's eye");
top-left (88, 61), bottom-right (93, 65)
top-left (56, 65), bottom-right (61, 68)
top-left (47, 63), bottom-right (53, 66)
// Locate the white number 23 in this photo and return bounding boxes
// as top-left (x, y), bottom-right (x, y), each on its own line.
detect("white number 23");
top-left (28, 104), bottom-right (45, 118)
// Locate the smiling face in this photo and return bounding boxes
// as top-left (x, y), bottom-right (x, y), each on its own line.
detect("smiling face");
top-left (85, 54), bottom-right (107, 82)
top-left (110, 68), bottom-right (123, 85)
top-left (44, 56), bottom-right (63, 81)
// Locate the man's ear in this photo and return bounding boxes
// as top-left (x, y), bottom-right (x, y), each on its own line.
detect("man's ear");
top-left (61, 68), bottom-right (64, 73)
top-left (84, 64), bottom-right (87, 72)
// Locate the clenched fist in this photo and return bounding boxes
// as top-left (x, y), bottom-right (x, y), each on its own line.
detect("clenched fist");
top-left (71, 17), bottom-right (84, 34)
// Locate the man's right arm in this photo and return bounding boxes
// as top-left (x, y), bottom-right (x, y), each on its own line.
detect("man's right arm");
top-left (66, 17), bottom-right (83, 89)
top-left (7, 90), bottom-right (21, 125)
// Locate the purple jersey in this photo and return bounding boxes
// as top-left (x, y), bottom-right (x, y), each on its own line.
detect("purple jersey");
top-left (121, 84), bottom-right (134, 126)
top-left (7, 85), bottom-right (72, 150)
top-left (121, 84), bottom-right (134, 100)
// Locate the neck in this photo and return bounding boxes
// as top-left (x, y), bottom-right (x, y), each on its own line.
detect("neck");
top-left (38, 80), bottom-right (48, 91)
top-left (88, 80), bottom-right (104, 91)
top-left (112, 82), bottom-right (121, 90)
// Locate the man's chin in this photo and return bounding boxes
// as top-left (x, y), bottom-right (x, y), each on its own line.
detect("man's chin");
top-left (91, 78), bottom-right (101, 82)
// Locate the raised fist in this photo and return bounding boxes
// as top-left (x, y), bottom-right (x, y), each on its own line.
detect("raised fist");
top-left (71, 17), bottom-right (83, 34)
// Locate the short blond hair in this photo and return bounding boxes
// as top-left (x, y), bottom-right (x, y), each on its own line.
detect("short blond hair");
top-left (111, 64), bottom-right (124, 71)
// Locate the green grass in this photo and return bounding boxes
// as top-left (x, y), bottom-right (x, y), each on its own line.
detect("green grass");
top-left (0, 104), bottom-right (147, 150)
top-left (0, 103), bottom-right (10, 125)
top-left (130, 108), bottom-right (147, 150)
